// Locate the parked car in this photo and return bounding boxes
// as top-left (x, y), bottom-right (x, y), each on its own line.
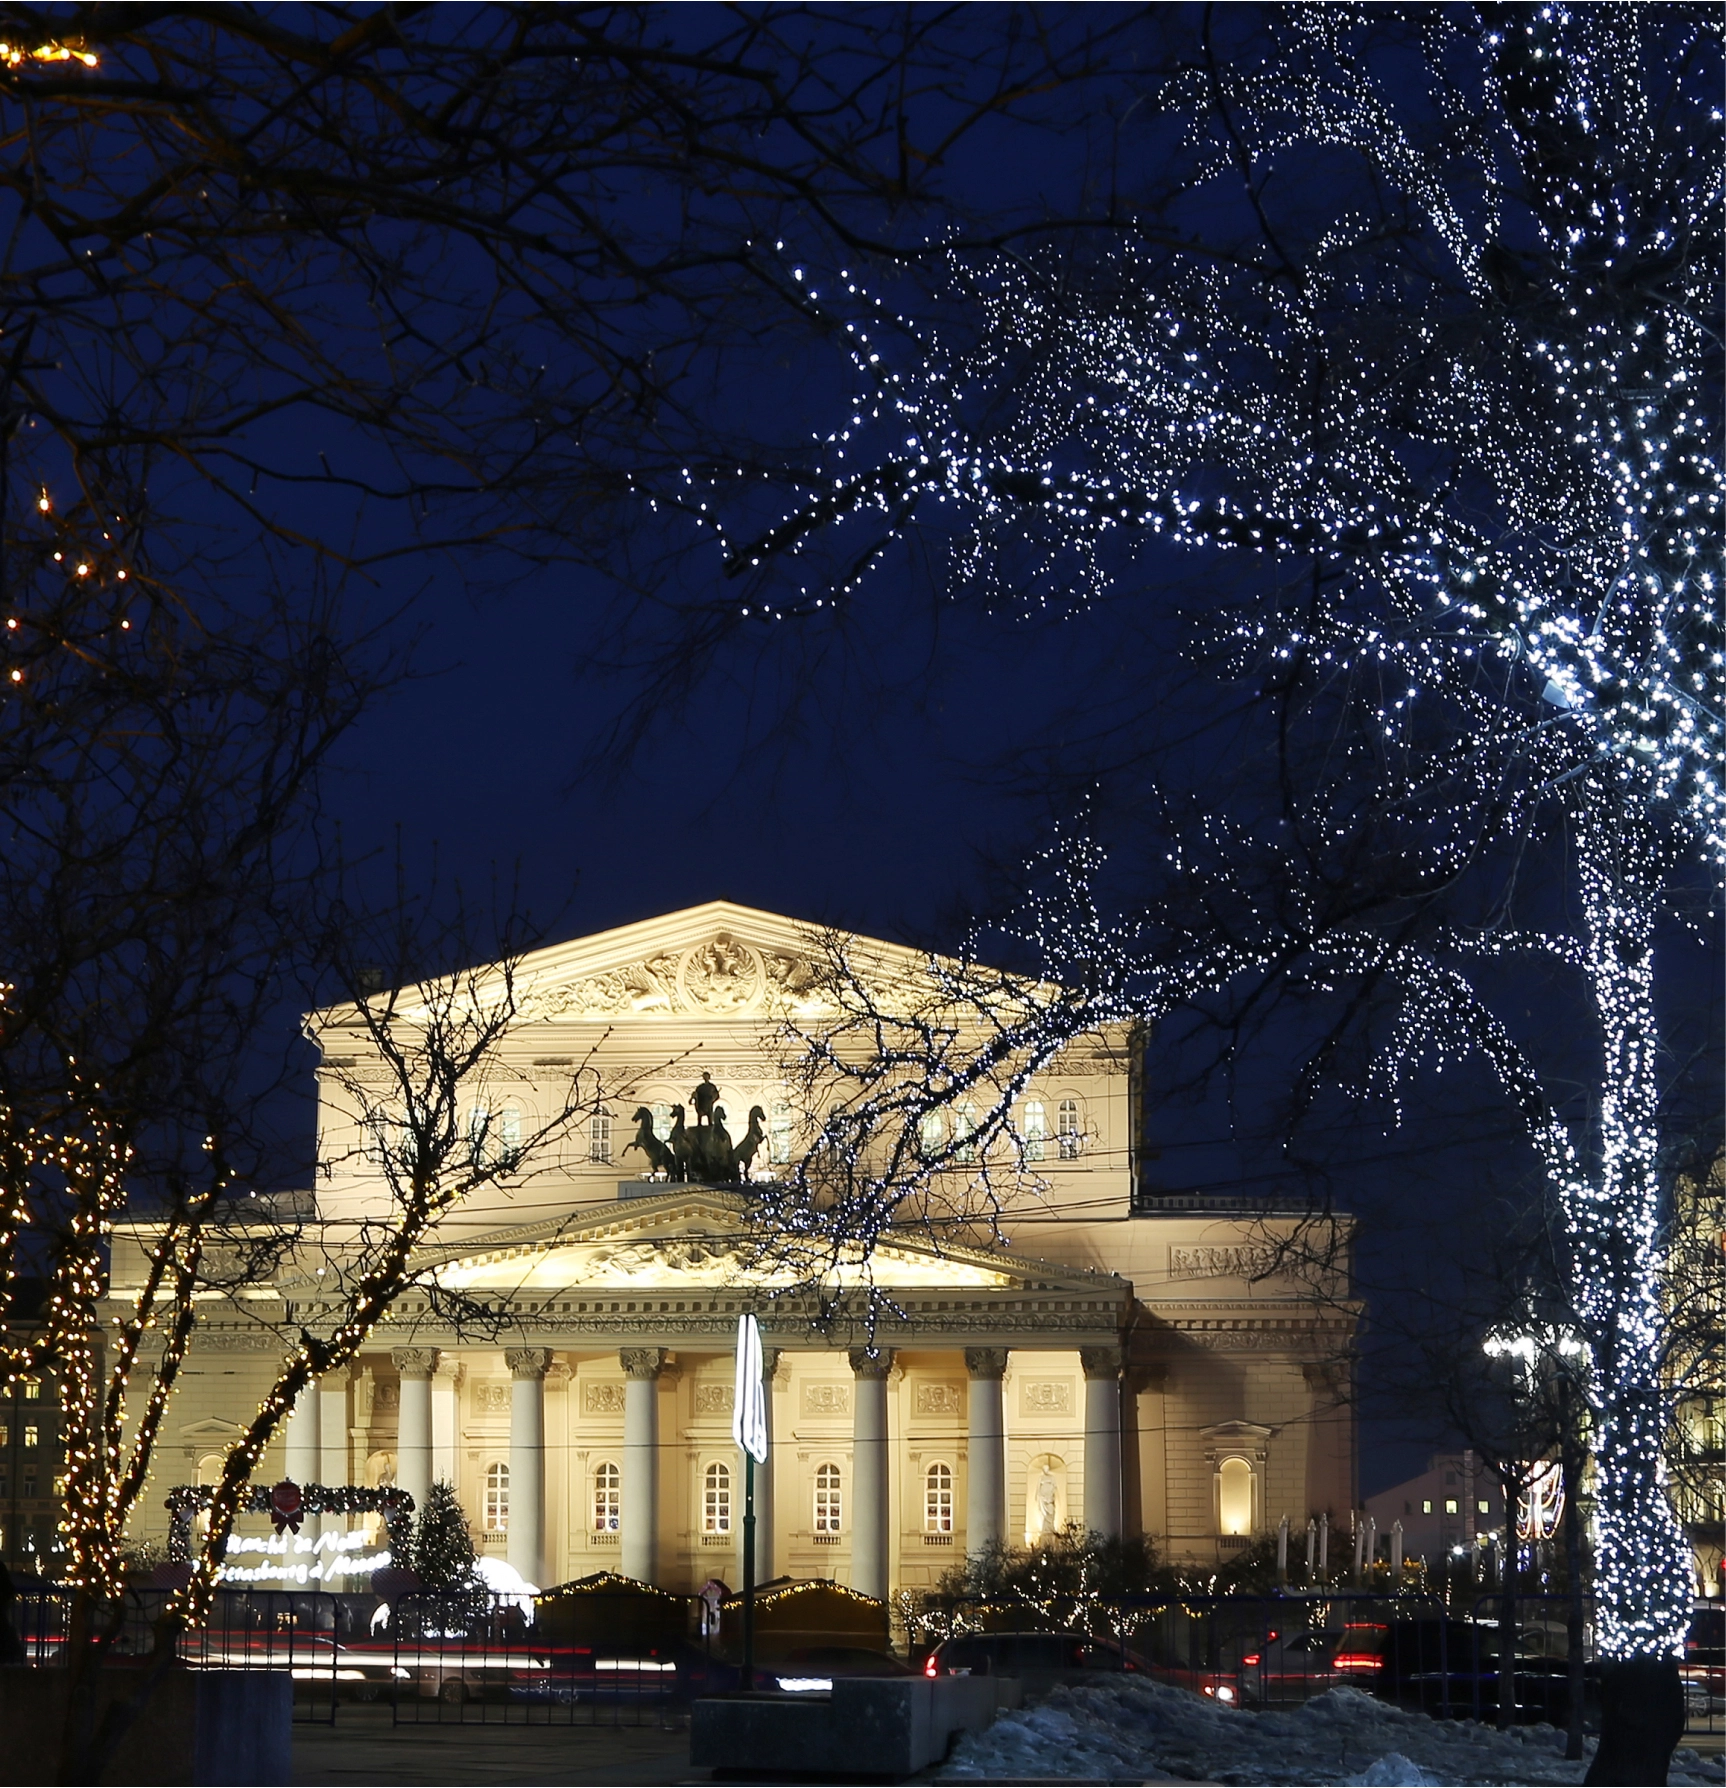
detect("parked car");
top-left (1237, 1628), bottom-right (1344, 1706)
top-left (924, 1630), bottom-right (1157, 1694)
top-left (1323, 1617), bottom-right (1599, 1726)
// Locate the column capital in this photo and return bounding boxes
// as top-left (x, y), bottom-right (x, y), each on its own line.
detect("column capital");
top-left (434, 1355), bottom-right (466, 1384)
top-left (546, 1361), bottom-right (572, 1386)
top-left (505, 1347), bottom-right (552, 1381)
top-left (963, 1347), bottom-right (1008, 1381)
top-left (391, 1347), bottom-right (438, 1378)
top-left (848, 1346), bottom-right (895, 1381)
top-left (763, 1348), bottom-right (789, 1383)
top-left (620, 1346), bottom-right (667, 1381)
top-left (1079, 1344), bottom-right (1124, 1381)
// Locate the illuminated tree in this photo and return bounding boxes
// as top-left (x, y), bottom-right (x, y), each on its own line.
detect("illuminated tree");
top-left (706, 9), bottom-right (1719, 1775)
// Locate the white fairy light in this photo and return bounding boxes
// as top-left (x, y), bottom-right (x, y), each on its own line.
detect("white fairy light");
top-left (703, 6), bottom-right (1719, 1665)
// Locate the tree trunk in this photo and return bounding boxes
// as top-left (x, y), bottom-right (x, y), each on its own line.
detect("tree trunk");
top-left (1584, 1656), bottom-right (1685, 1786)
top-left (1497, 1479), bottom-right (1518, 1732)
top-left (1559, 1375), bottom-right (1588, 1762)
top-left (1569, 785), bottom-right (1690, 1780)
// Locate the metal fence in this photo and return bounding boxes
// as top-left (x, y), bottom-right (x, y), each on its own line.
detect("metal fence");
top-left (386, 1590), bottom-right (703, 1727)
top-left (7, 1586), bottom-right (348, 1724)
top-left (910, 1589), bottom-right (1616, 1730)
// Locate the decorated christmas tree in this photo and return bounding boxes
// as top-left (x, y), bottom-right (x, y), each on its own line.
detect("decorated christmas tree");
top-left (412, 1479), bottom-right (479, 1593)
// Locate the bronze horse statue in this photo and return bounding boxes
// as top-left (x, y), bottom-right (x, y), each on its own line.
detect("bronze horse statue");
top-left (733, 1106), bottom-right (768, 1177)
top-left (623, 1107), bottom-right (678, 1179)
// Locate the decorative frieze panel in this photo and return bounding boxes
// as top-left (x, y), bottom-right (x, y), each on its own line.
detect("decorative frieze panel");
top-left (583, 1382), bottom-right (626, 1414)
top-left (693, 1383), bottom-right (735, 1415)
top-left (915, 1383), bottom-right (962, 1416)
top-left (1020, 1379), bottom-right (1072, 1416)
top-left (518, 934), bottom-right (827, 1022)
top-left (803, 1383), bottom-right (851, 1417)
top-left (472, 1382), bottom-right (509, 1413)
top-left (1168, 1246), bottom-right (1273, 1280)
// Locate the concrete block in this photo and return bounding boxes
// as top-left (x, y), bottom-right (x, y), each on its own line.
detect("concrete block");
top-left (192, 1670), bottom-right (292, 1785)
top-left (0, 1666), bottom-right (290, 1785)
top-left (690, 1674), bottom-right (1016, 1779)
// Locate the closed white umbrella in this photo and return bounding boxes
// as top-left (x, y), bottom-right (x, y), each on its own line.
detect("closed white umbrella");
top-left (732, 1314), bottom-right (768, 1690)
top-left (732, 1314), bottom-right (768, 1464)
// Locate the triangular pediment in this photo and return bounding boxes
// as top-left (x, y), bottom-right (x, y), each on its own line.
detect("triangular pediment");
top-left (398, 1190), bottom-right (1119, 1298)
top-left (309, 901), bottom-right (1035, 1029)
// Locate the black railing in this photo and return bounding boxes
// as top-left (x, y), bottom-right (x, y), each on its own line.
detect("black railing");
top-left (388, 1590), bottom-right (699, 1726)
top-left (908, 1589), bottom-right (1609, 1730)
top-left (7, 1586), bottom-right (349, 1724)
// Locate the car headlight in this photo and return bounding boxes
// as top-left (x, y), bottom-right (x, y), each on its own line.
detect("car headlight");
top-left (1215, 1685), bottom-right (1236, 1702)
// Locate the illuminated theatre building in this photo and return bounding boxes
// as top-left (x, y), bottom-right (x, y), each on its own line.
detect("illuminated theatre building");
top-left (116, 903), bottom-right (1357, 1596)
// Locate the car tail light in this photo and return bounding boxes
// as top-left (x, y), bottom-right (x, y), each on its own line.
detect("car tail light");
top-left (1332, 1653), bottom-right (1383, 1672)
top-left (924, 1655), bottom-right (940, 1678)
top-left (1242, 1653), bottom-right (1260, 1666)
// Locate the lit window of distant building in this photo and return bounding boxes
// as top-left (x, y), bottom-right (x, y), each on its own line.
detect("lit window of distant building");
top-left (1445, 1499), bottom-right (1459, 1515)
top-left (704, 1462), bottom-right (732, 1534)
top-left (814, 1463), bottom-right (843, 1533)
top-left (925, 1463), bottom-right (954, 1533)
top-left (593, 1461), bottom-right (620, 1531)
top-left (1022, 1101), bottom-right (1046, 1163)
top-left (1057, 1099), bottom-right (1081, 1159)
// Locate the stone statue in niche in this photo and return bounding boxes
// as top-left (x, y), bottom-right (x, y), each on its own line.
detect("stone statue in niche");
top-left (1030, 1466), bottom-right (1058, 1537)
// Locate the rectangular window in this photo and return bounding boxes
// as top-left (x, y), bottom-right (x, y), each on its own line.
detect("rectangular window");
top-left (589, 1109), bottom-right (613, 1164)
top-left (814, 1464), bottom-right (843, 1534)
top-left (769, 1105), bottom-right (792, 1165)
top-left (21, 1379), bottom-right (40, 1402)
top-left (953, 1105), bottom-right (976, 1164)
top-left (1022, 1100), bottom-right (1046, 1164)
top-left (1444, 1498), bottom-right (1458, 1515)
top-left (1478, 1499), bottom-right (1490, 1515)
top-left (22, 1468), bottom-right (36, 1499)
top-left (0, 1423), bottom-right (8, 1448)
top-left (1422, 1499), bottom-right (1433, 1515)
top-left (703, 1465), bottom-right (732, 1535)
top-left (593, 1462), bottom-right (620, 1532)
top-left (22, 1425), bottom-right (38, 1450)
top-left (1057, 1099), bottom-right (1081, 1159)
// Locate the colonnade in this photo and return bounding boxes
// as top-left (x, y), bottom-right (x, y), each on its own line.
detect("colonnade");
top-left (281, 1340), bottom-right (1126, 1595)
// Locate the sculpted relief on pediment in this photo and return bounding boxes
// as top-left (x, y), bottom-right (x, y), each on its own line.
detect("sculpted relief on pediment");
top-left (522, 933), bottom-right (827, 1022)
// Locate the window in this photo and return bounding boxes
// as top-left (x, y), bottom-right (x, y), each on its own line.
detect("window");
top-left (593, 1461), bottom-right (621, 1532)
top-left (814, 1463), bottom-right (843, 1534)
top-left (924, 1463), bottom-right (954, 1533)
top-left (1057, 1099), bottom-right (1082, 1159)
top-left (1478, 1499), bottom-right (1490, 1516)
top-left (22, 1425), bottom-right (38, 1451)
top-left (21, 1378), bottom-right (40, 1402)
top-left (769, 1104), bottom-right (792, 1166)
top-left (953, 1105), bottom-right (976, 1164)
top-left (484, 1461), bottom-right (510, 1532)
top-left (919, 1111), bottom-right (944, 1158)
top-left (1217, 1457), bottom-right (1253, 1536)
top-left (1422, 1499), bottom-right (1433, 1515)
top-left (704, 1462), bottom-right (732, 1535)
top-left (1444, 1498), bottom-right (1459, 1516)
top-left (589, 1108), bottom-right (613, 1164)
top-left (651, 1102), bottom-right (672, 1142)
top-left (1022, 1100), bottom-right (1046, 1163)
top-left (0, 1424), bottom-right (8, 1448)
top-left (469, 1107), bottom-right (520, 1170)
top-left (22, 1467), bottom-right (36, 1499)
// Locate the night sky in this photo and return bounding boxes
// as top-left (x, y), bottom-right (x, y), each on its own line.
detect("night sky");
top-left (164, 7), bottom-right (1713, 1507)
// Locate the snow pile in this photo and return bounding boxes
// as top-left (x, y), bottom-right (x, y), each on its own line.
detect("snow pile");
top-left (938, 1679), bottom-right (1726, 1786)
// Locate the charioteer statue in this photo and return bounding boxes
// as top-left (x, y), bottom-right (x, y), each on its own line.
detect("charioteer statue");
top-left (623, 1074), bottom-right (768, 1185)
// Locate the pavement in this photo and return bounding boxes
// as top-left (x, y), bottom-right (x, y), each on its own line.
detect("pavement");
top-left (291, 1705), bottom-right (699, 1786)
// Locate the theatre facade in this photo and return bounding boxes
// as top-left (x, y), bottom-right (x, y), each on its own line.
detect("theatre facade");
top-left (114, 901), bottom-right (1357, 1596)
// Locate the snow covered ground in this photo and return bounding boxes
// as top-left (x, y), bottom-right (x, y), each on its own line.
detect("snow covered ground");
top-left (938, 1679), bottom-right (1726, 1786)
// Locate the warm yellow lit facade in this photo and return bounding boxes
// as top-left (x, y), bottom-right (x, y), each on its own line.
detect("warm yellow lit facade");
top-left (113, 902), bottom-right (1357, 1593)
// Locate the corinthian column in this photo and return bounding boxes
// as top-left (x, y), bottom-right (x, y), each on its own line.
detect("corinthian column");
top-left (392, 1348), bottom-right (437, 1523)
top-left (620, 1348), bottom-right (666, 1585)
top-left (1080, 1346), bottom-right (1124, 1539)
top-left (849, 1348), bottom-right (894, 1600)
top-left (964, 1349), bottom-right (1008, 1558)
top-left (505, 1348), bottom-right (551, 1587)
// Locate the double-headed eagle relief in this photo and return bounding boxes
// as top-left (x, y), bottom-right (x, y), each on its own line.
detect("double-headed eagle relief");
top-left (625, 1072), bottom-right (769, 1185)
